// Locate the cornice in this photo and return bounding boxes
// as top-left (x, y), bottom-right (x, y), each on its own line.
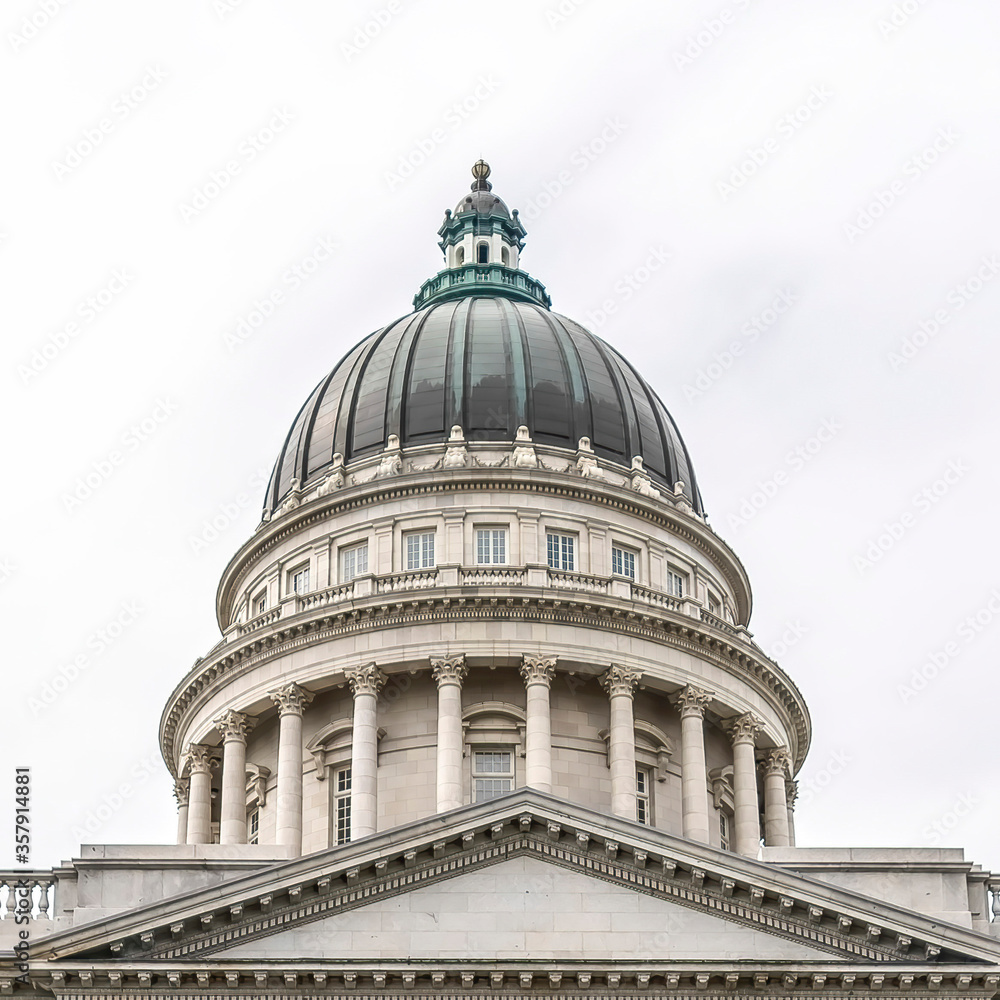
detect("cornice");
top-left (214, 465), bottom-right (754, 630)
top-left (159, 591), bottom-right (811, 779)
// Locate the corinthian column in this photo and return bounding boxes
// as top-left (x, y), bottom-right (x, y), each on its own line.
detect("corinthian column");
top-left (184, 745), bottom-right (214, 845)
top-left (520, 655), bottom-right (557, 792)
top-left (173, 779), bottom-right (190, 845)
top-left (762, 748), bottom-right (792, 847)
top-left (727, 713), bottom-right (763, 856)
top-left (215, 710), bottom-right (255, 845)
top-left (431, 654), bottom-right (467, 813)
top-left (786, 779), bottom-right (798, 847)
top-left (346, 663), bottom-right (385, 839)
top-left (269, 682), bottom-right (314, 855)
top-left (672, 685), bottom-right (713, 843)
top-left (601, 664), bottom-right (641, 820)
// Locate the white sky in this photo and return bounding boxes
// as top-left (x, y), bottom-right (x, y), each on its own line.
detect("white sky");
top-left (4, 0), bottom-right (1000, 876)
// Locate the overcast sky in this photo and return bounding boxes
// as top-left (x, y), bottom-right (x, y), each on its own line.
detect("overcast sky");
top-left (4, 0), bottom-right (1000, 876)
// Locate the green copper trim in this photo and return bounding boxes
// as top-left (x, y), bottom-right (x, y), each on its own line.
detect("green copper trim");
top-left (414, 264), bottom-right (551, 310)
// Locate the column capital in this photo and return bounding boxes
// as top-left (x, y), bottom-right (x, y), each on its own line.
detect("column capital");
top-left (786, 778), bottom-right (799, 808)
top-left (183, 744), bottom-right (215, 775)
top-left (672, 684), bottom-right (713, 718)
top-left (346, 662), bottom-right (386, 697)
top-left (726, 712), bottom-right (763, 746)
top-left (520, 654), bottom-right (557, 687)
top-left (762, 747), bottom-right (792, 777)
top-left (431, 654), bottom-right (467, 687)
top-left (600, 663), bottom-right (641, 698)
top-left (269, 682), bottom-right (314, 716)
top-left (173, 778), bottom-right (190, 806)
top-left (214, 709), bottom-right (255, 742)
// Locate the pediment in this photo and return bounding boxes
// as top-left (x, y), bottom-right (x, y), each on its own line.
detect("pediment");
top-left (31, 790), bottom-right (1000, 967)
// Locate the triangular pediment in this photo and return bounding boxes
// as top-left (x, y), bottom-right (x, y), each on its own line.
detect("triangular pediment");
top-left (31, 791), bottom-right (1000, 968)
top-left (215, 855), bottom-right (836, 961)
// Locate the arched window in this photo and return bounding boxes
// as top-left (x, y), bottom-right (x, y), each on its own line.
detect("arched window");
top-left (501, 246), bottom-right (510, 267)
top-left (477, 242), bottom-right (489, 264)
top-left (455, 246), bottom-right (465, 266)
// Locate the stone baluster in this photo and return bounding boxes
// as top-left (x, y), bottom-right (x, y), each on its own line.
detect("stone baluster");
top-left (269, 682), bottom-right (314, 855)
top-left (431, 655), bottom-right (468, 813)
top-left (762, 748), bottom-right (792, 847)
top-left (173, 779), bottom-right (190, 845)
top-left (727, 713), bottom-right (763, 856)
top-left (601, 664), bottom-right (641, 820)
top-left (673, 685), bottom-right (713, 843)
top-left (520, 655), bottom-right (557, 792)
top-left (346, 663), bottom-right (386, 839)
top-left (214, 710), bottom-right (255, 845)
top-left (184, 744), bottom-right (215, 844)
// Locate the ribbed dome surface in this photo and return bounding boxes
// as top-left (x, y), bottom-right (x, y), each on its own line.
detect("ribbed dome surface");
top-left (265, 297), bottom-right (703, 515)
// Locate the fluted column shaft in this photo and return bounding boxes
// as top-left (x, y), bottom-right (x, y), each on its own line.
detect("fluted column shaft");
top-left (763, 749), bottom-right (792, 846)
top-left (727, 714), bottom-right (763, 856)
top-left (432, 656), bottom-right (467, 813)
top-left (174, 780), bottom-right (190, 845)
top-left (674, 686), bottom-right (713, 843)
top-left (215, 710), bottom-right (254, 845)
top-left (269, 683), bottom-right (314, 855)
top-left (602, 665), bottom-right (641, 819)
top-left (346, 663), bottom-right (385, 839)
top-left (520, 656), bottom-right (557, 792)
top-left (184, 746), bottom-right (213, 845)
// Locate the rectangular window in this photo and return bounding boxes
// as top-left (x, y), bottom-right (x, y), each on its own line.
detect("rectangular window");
top-left (667, 568), bottom-right (687, 599)
top-left (253, 591), bottom-right (266, 615)
top-left (291, 565), bottom-right (310, 594)
top-left (720, 811), bottom-right (731, 851)
top-left (334, 766), bottom-right (352, 845)
top-left (611, 545), bottom-right (636, 579)
top-left (708, 594), bottom-right (720, 617)
top-left (636, 767), bottom-right (650, 824)
top-left (546, 532), bottom-right (576, 571)
top-left (476, 528), bottom-right (507, 565)
top-left (340, 542), bottom-right (368, 582)
top-left (405, 531), bottom-right (435, 570)
top-left (473, 750), bottom-right (514, 802)
top-left (247, 808), bottom-right (259, 845)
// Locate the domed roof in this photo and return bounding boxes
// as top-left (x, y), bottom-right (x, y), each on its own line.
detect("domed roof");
top-left (264, 296), bottom-right (704, 516)
top-left (452, 158), bottom-right (512, 218)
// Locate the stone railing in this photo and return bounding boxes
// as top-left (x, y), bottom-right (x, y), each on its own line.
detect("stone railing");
top-left (298, 582), bottom-right (355, 610)
top-left (413, 264), bottom-right (551, 310)
top-left (630, 583), bottom-right (682, 612)
top-left (376, 569), bottom-right (439, 594)
top-left (0, 872), bottom-right (54, 920)
top-left (547, 569), bottom-right (609, 595)
top-left (699, 607), bottom-right (739, 636)
top-left (460, 567), bottom-right (527, 586)
top-left (237, 607), bottom-right (282, 636)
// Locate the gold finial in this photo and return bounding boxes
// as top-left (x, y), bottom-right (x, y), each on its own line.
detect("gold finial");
top-left (471, 159), bottom-right (491, 181)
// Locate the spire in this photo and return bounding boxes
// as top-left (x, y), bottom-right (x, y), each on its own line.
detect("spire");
top-left (412, 162), bottom-right (551, 310)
